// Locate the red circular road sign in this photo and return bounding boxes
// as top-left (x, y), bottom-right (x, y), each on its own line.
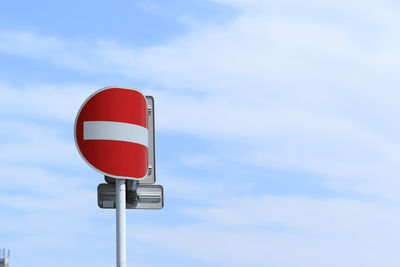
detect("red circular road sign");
top-left (75, 86), bottom-right (148, 180)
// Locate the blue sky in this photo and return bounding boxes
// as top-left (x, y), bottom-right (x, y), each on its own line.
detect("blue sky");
top-left (1, 0), bottom-right (400, 266)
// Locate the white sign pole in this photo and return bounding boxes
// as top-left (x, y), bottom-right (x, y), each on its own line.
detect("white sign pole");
top-left (116, 179), bottom-right (127, 267)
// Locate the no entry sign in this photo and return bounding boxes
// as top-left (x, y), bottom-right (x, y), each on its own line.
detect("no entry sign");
top-left (74, 87), bottom-right (148, 180)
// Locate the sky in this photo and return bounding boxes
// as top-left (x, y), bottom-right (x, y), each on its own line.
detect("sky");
top-left (1, 0), bottom-right (400, 266)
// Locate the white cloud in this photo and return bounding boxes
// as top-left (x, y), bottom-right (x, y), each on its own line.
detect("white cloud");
top-left (1, 1), bottom-right (400, 204)
top-left (0, 83), bottom-right (106, 167)
top-left (0, 32), bottom-right (106, 72)
top-left (0, 164), bottom-right (114, 267)
top-left (1, 1), bottom-right (400, 265)
top-left (211, 0), bottom-right (400, 25)
top-left (131, 195), bottom-right (400, 267)
top-left (180, 153), bottom-right (220, 168)
top-left (0, 83), bottom-right (96, 122)
top-left (0, 118), bottom-right (78, 167)
top-left (136, 4), bottom-right (400, 204)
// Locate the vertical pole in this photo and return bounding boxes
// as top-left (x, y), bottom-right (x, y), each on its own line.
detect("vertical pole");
top-left (116, 179), bottom-right (127, 267)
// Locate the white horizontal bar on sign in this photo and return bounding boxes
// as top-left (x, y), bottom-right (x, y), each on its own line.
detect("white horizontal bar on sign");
top-left (83, 121), bottom-right (148, 147)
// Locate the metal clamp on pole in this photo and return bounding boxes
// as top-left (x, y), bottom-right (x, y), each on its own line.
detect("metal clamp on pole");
top-left (98, 177), bottom-right (163, 209)
top-left (126, 180), bottom-right (138, 203)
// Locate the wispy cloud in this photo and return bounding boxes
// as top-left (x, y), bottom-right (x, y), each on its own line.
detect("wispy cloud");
top-left (1, 0), bottom-right (400, 201)
top-left (1, 0), bottom-right (400, 265)
top-left (131, 195), bottom-right (400, 266)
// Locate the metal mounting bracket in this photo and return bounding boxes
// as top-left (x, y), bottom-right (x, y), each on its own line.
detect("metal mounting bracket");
top-left (97, 183), bottom-right (163, 209)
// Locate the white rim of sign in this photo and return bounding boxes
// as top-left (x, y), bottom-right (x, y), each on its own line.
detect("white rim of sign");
top-left (74, 86), bottom-right (149, 180)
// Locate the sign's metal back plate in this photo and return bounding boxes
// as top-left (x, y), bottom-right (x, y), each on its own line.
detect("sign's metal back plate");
top-left (141, 96), bottom-right (156, 184)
